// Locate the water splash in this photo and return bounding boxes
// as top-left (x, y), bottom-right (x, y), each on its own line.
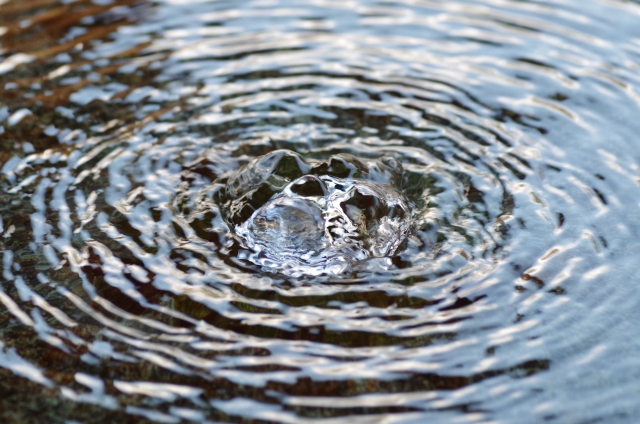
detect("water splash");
top-left (1, 0), bottom-right (640, 422)
top-left (226, 151), bottom-right (412, 276)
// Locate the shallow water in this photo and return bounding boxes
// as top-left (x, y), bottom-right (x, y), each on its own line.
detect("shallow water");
top-left (1, 0), bottom-right (640, 422)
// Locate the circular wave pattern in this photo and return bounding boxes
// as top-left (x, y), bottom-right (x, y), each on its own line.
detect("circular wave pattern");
top-left (1, 0), bottom-right (640, 422)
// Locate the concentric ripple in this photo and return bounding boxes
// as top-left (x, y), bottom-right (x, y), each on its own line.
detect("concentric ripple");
top-left (1, 0), bottom-right (640, 422)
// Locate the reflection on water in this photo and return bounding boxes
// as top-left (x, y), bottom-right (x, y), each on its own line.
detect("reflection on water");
top-left (1, 0), bottom-right (640, 421)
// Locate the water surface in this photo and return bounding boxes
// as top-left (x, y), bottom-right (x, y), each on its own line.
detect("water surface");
top-left (1, 0), bottom-right (640, 422)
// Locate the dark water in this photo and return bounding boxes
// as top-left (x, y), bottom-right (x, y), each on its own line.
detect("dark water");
top-left (1, 0), bottom-right (640, 422)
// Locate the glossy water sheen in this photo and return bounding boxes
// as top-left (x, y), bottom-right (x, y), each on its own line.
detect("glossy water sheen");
top-left (1, 0), bottom-right (640, 422)
top-left (227, 151), bottom-right (411, 276)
